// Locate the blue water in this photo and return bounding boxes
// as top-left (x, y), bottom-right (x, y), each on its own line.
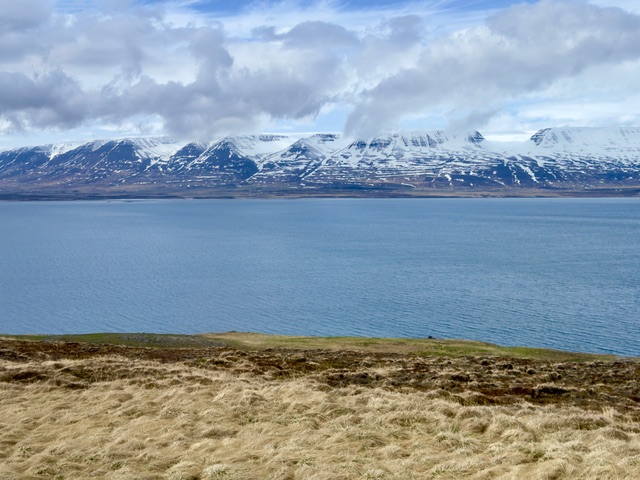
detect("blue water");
top-left (1, 198), bottom-right (639, 356)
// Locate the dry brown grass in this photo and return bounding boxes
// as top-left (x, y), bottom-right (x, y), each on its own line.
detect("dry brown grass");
top-left (1, 337), bottom-right (639, 479)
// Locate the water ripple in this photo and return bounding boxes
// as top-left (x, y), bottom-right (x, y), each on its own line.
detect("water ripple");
top-left (0, 198), bottom-right (639, 356)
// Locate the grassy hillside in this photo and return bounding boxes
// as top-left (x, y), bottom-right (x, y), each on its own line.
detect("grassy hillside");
top-left (1, 333), bottom-right (638, 479)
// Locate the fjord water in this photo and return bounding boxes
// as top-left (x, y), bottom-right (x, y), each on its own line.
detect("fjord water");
top-left (1, 198), bottom-right (638, 356)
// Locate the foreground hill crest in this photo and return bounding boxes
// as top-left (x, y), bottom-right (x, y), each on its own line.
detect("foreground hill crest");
top-left (1, 127), bottom-right (640, 197)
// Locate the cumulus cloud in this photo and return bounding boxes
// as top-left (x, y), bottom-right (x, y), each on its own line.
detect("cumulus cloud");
top-left (0, 71), bottom-right (89, 131)
top-left (345, 0), bottom-right (640, 135)
top-left (0, 0), bottom-right (639, 143)
top-left (0, 0), bottom-right (52, 31)
top-left (255, 20), bottom-right (359, 49)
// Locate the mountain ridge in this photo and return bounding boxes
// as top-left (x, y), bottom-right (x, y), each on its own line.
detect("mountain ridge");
top-left (1, 127), bottom-right (640, 198)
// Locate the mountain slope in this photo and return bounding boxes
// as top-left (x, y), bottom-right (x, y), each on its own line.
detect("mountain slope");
top-left (1, 128), bottom-right (639, 197)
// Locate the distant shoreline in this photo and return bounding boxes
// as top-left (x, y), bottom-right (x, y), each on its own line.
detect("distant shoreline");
top-left (2, 331), bottom-right (634, 359)
top-left (2, 187), bottom-right (640, 201)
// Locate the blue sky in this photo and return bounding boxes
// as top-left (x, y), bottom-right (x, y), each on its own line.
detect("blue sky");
top-left (1, 0), bottom-right (639, 148)
top-left (133, 0), bottom-right (514, 13)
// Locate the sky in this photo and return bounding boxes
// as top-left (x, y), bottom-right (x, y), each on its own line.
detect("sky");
top-left (1, 0), bottom-right (639, 149)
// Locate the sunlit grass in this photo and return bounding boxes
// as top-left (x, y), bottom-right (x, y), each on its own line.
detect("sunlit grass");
top-left (1, 353), bottom-right (639, 479)
top-left (200, 332), bottom-right (616, 362)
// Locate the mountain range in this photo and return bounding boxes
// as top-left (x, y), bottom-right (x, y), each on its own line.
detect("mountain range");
top-left (1, 127), bottom-right (640, 198)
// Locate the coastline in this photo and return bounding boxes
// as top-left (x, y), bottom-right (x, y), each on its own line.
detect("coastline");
top-left (1, 185), bottom-right (640, 201)
top-left (2, 332), bottom-right (637, 405)
top-left (1, 333), bottom-right (638, 479)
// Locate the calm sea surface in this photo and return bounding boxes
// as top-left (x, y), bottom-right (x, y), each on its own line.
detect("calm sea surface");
top-left (1, 198), bottom-right (639, 356)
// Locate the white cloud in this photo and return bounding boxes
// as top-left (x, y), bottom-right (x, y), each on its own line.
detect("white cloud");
top-left (590, 0), bottom-right (640, 13)
top-left (0, 0), bottom-right (52, 30)
top-left (0, 0), bottom-right (639, 147)
top-left (345, 0), bottom-right (640, 136)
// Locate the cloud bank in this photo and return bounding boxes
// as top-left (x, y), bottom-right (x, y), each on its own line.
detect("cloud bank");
top-left (0, 0), bottom-right (639, 144)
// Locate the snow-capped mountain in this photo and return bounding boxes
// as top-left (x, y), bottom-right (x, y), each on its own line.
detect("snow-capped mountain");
top-left (1, 128), bottom-right (639, 197)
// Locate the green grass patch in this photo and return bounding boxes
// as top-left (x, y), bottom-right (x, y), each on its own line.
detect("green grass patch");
top-left (413, 340), bottom-right (612, 362)
top-left (202, 333), bottom-right (621, 362)
top-left (2, 331), bottom-right (625, 361)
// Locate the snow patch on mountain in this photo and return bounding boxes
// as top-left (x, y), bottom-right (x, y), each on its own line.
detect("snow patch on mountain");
top-left (125, 137), bottom-right (183, 163)
top-left (46, 142), bottom-right (84, 159)
top-left (224, 134), bottom-right (300, 158)
top-left (525, 127), bottom-right (640, 156)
